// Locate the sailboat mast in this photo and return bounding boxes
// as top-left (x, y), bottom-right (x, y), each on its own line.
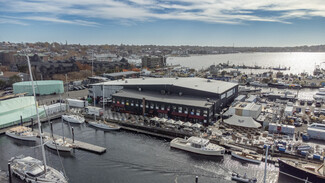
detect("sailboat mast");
top-left (103, 85), bottom-right (105, 120)
top-left (26, 55), bottom-right (47, 171)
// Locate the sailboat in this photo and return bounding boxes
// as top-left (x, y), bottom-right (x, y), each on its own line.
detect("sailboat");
top-left (45, 121), bottom-right (72, 153)
top-left (88, 85), bottom-right (120, 131)
top-left (6, 126), bottom-right (37, 142)
top-left (8, 55), bottom-right (68, 183)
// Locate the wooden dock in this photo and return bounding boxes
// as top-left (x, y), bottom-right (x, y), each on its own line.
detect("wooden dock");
top-left (120, 125), bottom-right (175, 140)
top-left (39, 132), bottom-right (106, 154)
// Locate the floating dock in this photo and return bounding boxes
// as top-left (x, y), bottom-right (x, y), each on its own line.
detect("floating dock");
top-left (38, 132), bottom-right (106, 154)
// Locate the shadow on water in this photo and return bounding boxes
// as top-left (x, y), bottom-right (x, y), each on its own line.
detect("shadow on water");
top-left (230, 156), bottom-right (257, 166)
top-left (6, 137), bottom-right (37, 147)
top-left (45, 146), bottom-right (75, 158)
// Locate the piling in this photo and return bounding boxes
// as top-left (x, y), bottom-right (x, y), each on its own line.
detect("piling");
top-left (8, 163), bottom-right (12, 183)
top-left (50, 122), bottom-right (54, 138)
top-left (72, 127), bottom-right (75, 143)
top-left (20, 116), bottom-right (23, 126)
top-left (31, 118), bottom-right (34, 131)
top-left (195, 176), bottom-right (198, 183)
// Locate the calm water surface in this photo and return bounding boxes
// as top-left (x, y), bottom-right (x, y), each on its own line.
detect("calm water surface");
top-left (0, 120), bottom-right (294, 183)
top-left (168, 52), bottom-right (325, 74)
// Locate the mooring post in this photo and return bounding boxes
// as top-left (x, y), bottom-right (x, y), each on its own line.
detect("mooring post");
top-left (195, 176), bottom-right (198, 183)
top-left (50, 122), bottom-right (54, 138)
top-left (72, 127), bottom-right (75, 143)
top-left (31, 118), bottom-right (34, 131)
top-left (20, 115), bottom-right (23, 126)
top-left (8, 163), bottom-right (12, 183)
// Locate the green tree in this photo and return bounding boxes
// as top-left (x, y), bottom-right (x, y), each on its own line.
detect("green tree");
top-left (0, 79), bottom-right (6, 89)
top-left (8, 75), bottom-right (22, 86)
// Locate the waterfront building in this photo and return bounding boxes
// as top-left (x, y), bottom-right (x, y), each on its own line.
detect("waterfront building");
top-left (141, 56), bottom-right (166, 69)
top-left (102, 71), bottom-right (140, 80)
top-left (90, 77), bottom-right (238, 125)
top-left (13, 80), bottom-right (64, 96)
top-left (0, 96), bottom-right (45, 129)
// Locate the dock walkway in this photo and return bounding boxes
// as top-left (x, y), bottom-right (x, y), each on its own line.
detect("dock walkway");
top-left (39, 132), bottom-right (107, 154)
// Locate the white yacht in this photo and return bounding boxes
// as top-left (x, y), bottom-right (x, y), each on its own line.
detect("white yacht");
top-left (231, 150), bottom-right (262, 164)
top-left (62, 114), bottom-right (85, 124)
top-left (170, 136), bottom-right (225, 156)
top-left (313, 87), bottom-right (325, 100)
top-left (8, 55), bottom-right (68, 183)
top-left (6, 126), bottom-right (37, 141)
top-left (9, 156), bottom-right (67, 183)
top-left (88, 120), bottom-right (121, 131)
top-left (45, 138), bottom-right (73, 152)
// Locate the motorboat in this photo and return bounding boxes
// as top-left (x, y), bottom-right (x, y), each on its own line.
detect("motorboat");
top-left (231, 172), bottom-right (257, 183)
top-left (231, 150), bottom-right (262, 164)
top-left (278, 158), bottom-right (325, 183)
top-left (62, 114), bottom-right (85, 124)
top-left (9, 155), bottom-right (67, 183)
top-left (313, 87), bottom-right (325, 100)
top-left (88, 120), bottom-right (121, 131)
top-left (170, 136), bottom-right (225, 156)
top-left (8, 55), bottom-right (68, 183)
top-left (5, 126), bottom-right (37, 141)
top-left (45, 138), bottom-right (73, 152)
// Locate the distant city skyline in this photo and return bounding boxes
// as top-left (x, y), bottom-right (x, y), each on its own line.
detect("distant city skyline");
top-left (0, 0), bottom-right (325, 47)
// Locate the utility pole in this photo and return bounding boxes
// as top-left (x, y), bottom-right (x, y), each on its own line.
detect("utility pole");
top-left (92, 50), bottom-right (94, 76)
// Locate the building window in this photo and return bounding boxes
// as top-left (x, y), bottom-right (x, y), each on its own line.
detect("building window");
top-left (221, 93), bottom-right (226, 99)
top-left (136, 103), bottom-right (139, 107)
top-left (173, 106), bottom-right (177, 111)
top-left (161, 105), bottom-right (165, 110)
top-left (190, 109), bottom-right (195, 115)
top-left (178, 107), bottom-right (182, 113)
top-left (150, 103), bottom-right (154, 109)
top-left (184, 107), bottom-right (188, 114)
top-left (196, 109), bottom-right (201, 116)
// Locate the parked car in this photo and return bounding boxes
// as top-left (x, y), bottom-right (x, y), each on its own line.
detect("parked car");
top-left (73, 86), bottom-right (80, 91)
top-left (314, 108), bottom-right (320, 116)
top-left (300, 100), bottom-right (305, 105)
top-left (294, 122), bottom-right (302, 127)
top-left (305, 108), bottom-right (310, 114)
top-left (315, 101), bottom-right (322, 108)
top-left (307, 100), bottom-right (313, 106)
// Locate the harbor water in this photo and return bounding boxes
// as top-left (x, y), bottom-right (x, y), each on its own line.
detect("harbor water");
top-left (168, 52), bottom-right (325, 75)
top-left (0, 119), bottom-right (300, 183)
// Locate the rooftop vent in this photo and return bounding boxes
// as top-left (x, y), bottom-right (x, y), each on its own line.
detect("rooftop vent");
top-left (142, 77), bottom-right (145, 80)
top-left (207, 79), bottom-right (211, 82)
top-left (176, 77), bottom-right (179, 80)
top-left (125, 80), bottom-right (128, 83)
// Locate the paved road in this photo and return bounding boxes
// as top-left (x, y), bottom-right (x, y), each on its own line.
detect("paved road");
top-left (37, 89), bottom-right (89, 105)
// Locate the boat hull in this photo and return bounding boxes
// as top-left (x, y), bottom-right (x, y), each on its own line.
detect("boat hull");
top-left (88, 121), bottom-right (120, 131)
top-left (45, 140), bottom-right (72, 152)
top-left (231, 151), bottom-right (261, 164)
top-left (170, 138), bottom-right (224, 156)
top-left (62, 115), bottom-right (85, 124)
top-left (10, 156), bottom-right (67, 183)
top-left (278, 159), bottom-right (325, 183)
top-left (5, 131), bottom-right (37, 142)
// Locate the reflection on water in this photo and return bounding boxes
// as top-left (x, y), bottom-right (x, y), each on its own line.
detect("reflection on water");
top-left (0, 120), bottom-right (289, 183)
top-left (168, 52), bottom-right (325, 74)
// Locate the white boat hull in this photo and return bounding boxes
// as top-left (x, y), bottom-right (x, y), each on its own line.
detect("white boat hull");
top-left (5, 131), bottom-right (37, 142)
top-left (62, 114), bottom-right (85, 124)
top-left (88, 121), bottom-right (120, 131)
top-left (231, 151), bottom-right (261, 164)
top-left (170, 138), bottom-right (225, 156)
top-left (10, 156), bottom-right (67, 183)
top-left (45, 140), bottom-right (72, 152)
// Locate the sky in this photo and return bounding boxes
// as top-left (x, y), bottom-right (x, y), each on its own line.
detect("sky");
top-left (0, 0), bottom-right (325, 47)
